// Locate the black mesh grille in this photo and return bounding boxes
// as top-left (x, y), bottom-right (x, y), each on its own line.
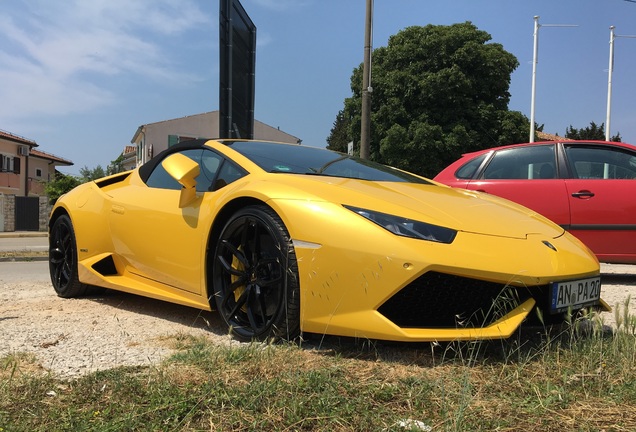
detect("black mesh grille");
top-left (378, 271), bottom-right (544, 328)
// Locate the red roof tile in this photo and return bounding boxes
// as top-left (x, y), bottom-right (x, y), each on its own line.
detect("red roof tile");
top-left (0, 129), bottom-right (38, 146)
top-left (30, 148), bottom-right (73, 166)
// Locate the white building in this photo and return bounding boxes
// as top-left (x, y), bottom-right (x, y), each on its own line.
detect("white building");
top-left (131, 111), bottom-right (301, 167)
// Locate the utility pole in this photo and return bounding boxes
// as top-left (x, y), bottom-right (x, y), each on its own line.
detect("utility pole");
top-left (360, 0), bottom-right (373, 159)
top-left (529, 16), bottom-right (539, 143)
top-left (605, 26), bottom-right (636, 141)
top-left (529, 16), bottom-right (577, 143)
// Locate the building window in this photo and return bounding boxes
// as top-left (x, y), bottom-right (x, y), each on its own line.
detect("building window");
top-left (36, 168), bottom-right (42, 177)
top-left (1, 155), bottom-right (14, 173)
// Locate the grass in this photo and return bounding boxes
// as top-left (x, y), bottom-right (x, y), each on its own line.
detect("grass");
top-left (1, 308), bottom-right (635, 431)
top-left (0, 250), bottom-right (48, 261)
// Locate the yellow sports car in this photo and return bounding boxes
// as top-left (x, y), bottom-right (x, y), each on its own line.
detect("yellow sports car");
top-left (49, 139), bottom-right (606, 342)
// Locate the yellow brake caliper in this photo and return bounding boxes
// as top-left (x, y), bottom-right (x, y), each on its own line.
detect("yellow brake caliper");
top-left (231, 247), bottom-right (248, 312)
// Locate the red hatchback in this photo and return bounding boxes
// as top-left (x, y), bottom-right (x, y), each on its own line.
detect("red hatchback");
top-left (434, 140), bottom-right (636, 264)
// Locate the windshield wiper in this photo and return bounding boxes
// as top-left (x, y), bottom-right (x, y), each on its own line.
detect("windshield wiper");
top-left (309, 155), bottom-right (349, 174)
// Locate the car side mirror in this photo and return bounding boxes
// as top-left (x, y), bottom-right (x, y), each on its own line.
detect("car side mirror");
top-left (162, 153), bottom-right (200, 207)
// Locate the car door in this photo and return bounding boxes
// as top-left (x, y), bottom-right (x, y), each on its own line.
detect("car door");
top-left (465, 144), bottom-right (571, 227)
top-left (562, 143), bottom-right (636, 262)
top-left (107, 148), bottom-right (225, 294)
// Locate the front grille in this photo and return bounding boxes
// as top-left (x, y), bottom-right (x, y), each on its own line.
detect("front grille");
top-left (378, 271), bottom-right (541, 329)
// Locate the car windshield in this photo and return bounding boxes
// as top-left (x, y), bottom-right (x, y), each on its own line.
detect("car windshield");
top-left (223, 141), bottom-right (431, 183)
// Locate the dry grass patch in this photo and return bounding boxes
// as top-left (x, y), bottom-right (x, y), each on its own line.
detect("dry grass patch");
top-left (2, 323), bottom-right (636, 431)
top-left (0, 352), bottom-right (49, 379)
top-left (0, 250), bottom-right (48, 261)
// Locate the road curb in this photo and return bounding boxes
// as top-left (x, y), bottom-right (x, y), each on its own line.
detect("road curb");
top-left (0, 232), bottom-right (48, 238)
top-left (0, 256), bottom-right (49, 262)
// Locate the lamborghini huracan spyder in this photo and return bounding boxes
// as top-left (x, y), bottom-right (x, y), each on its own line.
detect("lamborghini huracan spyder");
top-left (49, 139), bottom-right (606, 342)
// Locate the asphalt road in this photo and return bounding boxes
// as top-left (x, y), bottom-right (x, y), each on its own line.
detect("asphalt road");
top-left (0, 260), bottom-right (49, 283)
top-left (0, 233), bottom-right (48, 253)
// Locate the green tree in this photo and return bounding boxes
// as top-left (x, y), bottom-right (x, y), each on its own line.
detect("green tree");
top-left (326, 109), bottom-right (352, 153)
top-left (565, 122), bottom-right (621, 142)
top-left (44, 172), bottom-right (81, 204)
top-left (331, 22), bottom-right (529, 177)
top-left (107, 154), bottom-right (125, 176)
top-left (79, 165), bottom-right (105, 181)
top-left (45, 161), bottom-right (120, 204)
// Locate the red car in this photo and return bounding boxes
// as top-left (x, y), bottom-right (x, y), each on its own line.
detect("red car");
top-left (434, 140), bottom-right (636, 264)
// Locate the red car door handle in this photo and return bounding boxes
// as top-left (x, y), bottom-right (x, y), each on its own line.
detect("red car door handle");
top-left (571, 191), bottom-right (595, 198)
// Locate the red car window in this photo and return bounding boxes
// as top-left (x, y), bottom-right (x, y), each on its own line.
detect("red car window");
top-left (481, 145), bottom-right (556, 180)
top-left (455, 153), bottom-right (488, 179)
top-left (564, 145), bottom-right (636, 180)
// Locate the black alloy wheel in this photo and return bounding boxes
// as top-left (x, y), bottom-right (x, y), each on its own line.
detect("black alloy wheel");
top-left (212, 205), bottom-right (300, 342)
top-left (49, 215), bottom-right (88, 298)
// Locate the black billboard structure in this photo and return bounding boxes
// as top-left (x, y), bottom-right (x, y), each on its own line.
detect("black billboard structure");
top-left (219, 0), bottom-right (256, 139)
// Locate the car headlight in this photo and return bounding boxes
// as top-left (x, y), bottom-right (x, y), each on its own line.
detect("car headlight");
top-left (344, 205), bottom-right (457, 244)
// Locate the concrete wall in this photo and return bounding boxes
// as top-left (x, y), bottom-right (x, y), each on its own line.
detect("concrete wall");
top-left (38, 195), bottom-right (50, 231)
top-left (0, 193), bottom-right (14, 231)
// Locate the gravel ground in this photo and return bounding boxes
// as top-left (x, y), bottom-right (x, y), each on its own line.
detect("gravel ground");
top-left (1, 264), bottom-right (634, 379)
top-left (598, 264), bottom-right (636, 327)
top-left (0, 279), bottom-right (238, 378)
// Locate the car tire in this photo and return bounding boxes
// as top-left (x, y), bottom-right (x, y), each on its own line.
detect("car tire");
top-left (212, 205), bottom-right (300, 342)
top-left (49, 214), bottom-right (89, 298)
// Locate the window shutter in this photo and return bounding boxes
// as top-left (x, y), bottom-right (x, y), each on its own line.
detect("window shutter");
top-left (168, 135), bottom-right (178, 147)
top-left (13, 157), bottom-right (20, 174)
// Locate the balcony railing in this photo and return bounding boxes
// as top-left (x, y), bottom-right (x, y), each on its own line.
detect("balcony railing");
top-left (0, 172), bottom-right (20, 190)
top-left (28, 178), bottom-right (45, 195)
top-left (0, 172), bottom-right (47, 196)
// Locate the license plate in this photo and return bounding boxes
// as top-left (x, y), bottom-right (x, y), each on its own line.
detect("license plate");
top-left (550, 276), bottom-right (601, 313)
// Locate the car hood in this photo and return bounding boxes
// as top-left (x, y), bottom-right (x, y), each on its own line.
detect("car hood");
top-left (262, 175), bottom-right (564, 240)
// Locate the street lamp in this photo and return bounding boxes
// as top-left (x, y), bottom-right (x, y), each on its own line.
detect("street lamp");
top-left (529, 16), bottom-right (578, 143)
top-left (605, 26), bottom-right (636, 141)
top-left (360, 0), bottom-right (373, 159)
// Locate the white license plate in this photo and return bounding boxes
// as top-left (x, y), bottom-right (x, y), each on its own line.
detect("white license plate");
top-left (550, 276), bottom-right (601, 313)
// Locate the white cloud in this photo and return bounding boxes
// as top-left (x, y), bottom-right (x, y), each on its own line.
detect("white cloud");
top-left (0, 0), bottom-right (211, 122)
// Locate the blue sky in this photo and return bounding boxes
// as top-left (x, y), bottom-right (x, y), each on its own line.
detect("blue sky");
top-left (1, 0), bottom-right (636, 175)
